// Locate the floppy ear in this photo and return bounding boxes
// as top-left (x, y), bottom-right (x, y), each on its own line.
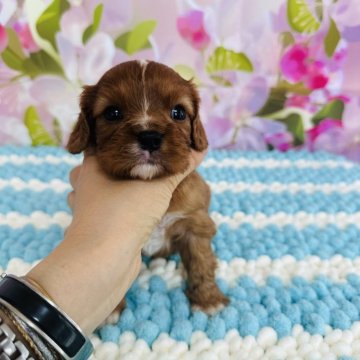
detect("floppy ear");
top-left (189, 82), bottom-right (208, 151)
top-left (191, 113), bottom-right (208, 151)
top-left (67, 85), bottom-right (97, 154)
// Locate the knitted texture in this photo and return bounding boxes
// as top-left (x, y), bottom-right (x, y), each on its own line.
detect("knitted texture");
top-left (0, 146), bottom-right (360, 359)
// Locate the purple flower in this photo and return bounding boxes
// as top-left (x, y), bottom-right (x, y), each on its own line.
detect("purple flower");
top-left (306, 119), bottom-right (343, 151)
top-left (265, 132), bottom-right (293, 152)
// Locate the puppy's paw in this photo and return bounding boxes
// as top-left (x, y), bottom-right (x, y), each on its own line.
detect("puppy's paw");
top-left (187, 284), bottom-right (229, 315)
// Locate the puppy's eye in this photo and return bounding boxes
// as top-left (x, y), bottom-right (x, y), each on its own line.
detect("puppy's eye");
top-left (104, 106), bottom-right (123, 121)
top-left (170, 105), bottom-right (187, 121)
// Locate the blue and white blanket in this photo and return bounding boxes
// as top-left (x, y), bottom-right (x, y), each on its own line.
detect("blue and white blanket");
top-left (0, 146), bottom-right (360, 360)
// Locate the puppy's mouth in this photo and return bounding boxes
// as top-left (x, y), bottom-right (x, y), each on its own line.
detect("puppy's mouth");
top-left (130, 148), bottom-right (164, 180)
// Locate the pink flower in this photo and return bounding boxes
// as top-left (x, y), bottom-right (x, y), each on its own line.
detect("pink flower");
top-left (285, 94), bottom-right (311, 109)
top-left (306, 119), bottom-right (343, 151)
top-left (13, 22), bottom-right (38, 52)
top-left (280, 44), bottom-right (309, 82)
top-left (265, 132), bottom-right (293, 152)
top-left (0, 25), bottom-right (8, 52)
top-left (177, 10), bottom-right (210, 50)
top-left (304, 61), bottom-right (329, 90)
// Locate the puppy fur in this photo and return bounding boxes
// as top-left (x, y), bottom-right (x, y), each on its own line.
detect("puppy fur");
top-left (67, 60), bottom-right (229, 313)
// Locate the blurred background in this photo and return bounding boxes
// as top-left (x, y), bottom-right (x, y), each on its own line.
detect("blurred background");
top-left (0, 0), bottom-right (359, 160)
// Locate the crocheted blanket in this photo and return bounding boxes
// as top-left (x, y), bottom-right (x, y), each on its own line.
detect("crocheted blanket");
top-left (0, 146), bottom-right (360, 360)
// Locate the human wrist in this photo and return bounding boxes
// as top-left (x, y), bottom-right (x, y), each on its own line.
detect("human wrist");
top-left (0, 274), bottom-right (94, 359)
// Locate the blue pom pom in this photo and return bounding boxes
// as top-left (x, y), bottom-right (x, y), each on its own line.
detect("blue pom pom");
top-left (150, 308), bottom-right (171, 332)
top-left (262, 296), bottom-right (281, 313)
top-left (251, 304), bottom-right (268, 327)
top-left (238, 312), bottom-right (259, 337)
top-left (134, 320), bottom-right (160, 344)
top-left (24, 248), bottom-right (39, 262)
top-left (118, 309), bottom-right (136, 332)
top-left (347, 274), bottom-right (360, 289)
top-left (338, 300), bottom-right (358, 321)
top-left (190, 311), bottom-right (208, 331)
top-left (170, 319), bottom-right (193, 342)
top-left (133, 288), bottom-right (151, 305)
top-left (150, 292), bottom-right (171, 309)
top-left (298, 299), bottom-right (315, 313)
top-left (238, 276), bottom-right (256, 289)
top-left (260, 286), bottom-right (276, 298)
top-left (312, 300), bottom-right (331, 323)
top-left (275, 289), bottom-right (291, 305)
top-left (169, 289), bottom-right (188, 304)
top-left (206, 316), bottom-right (226, 341)
top-left (149, 276), bottom-right (167, 293)
top-left (221, 306), bottom-right (238, 330)
top-left (303, 313), bottom-right (325, 335)
top-left (268, 312), bottom-right (292, 338)
top-left (331, 309), bottom-right (351, 330)
top-left (246, 288), bottom-right (261, 304)
top-left (323, 296), bottom-right (339, 310)
top-left (313, 281), bottom-right (329, 298)
top-left (233, 300), bottom-right (251, 313)
top-left (282, 304), bottom-right (301, 325)
top-left (172, 301), bottom-right (190, 320)
top-left (228, 287), bottom-right (247, 300)
top-left (135, 303), bottom-right (152, 321)
top-left (99, 325), bottom-right (120, 343)
top-left (216, 278), bottom-right (229, 295)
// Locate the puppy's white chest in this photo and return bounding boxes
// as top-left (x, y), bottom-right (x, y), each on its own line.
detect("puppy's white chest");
top-left (142, 212), bottom-right (184, 256)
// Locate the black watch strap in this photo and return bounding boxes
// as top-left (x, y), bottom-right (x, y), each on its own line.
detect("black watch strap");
top-left (0, 275), bottom-right (93, 360)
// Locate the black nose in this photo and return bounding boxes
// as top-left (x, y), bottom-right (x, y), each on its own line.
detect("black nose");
top-left (137, 131), bottom-right (164, 152)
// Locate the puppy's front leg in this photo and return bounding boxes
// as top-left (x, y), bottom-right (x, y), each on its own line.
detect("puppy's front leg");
top-left (168, 211), bottom-right (229, 314)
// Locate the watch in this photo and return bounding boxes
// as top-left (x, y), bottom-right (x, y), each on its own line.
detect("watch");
top-left (0, 274), bottom-right (93, 360)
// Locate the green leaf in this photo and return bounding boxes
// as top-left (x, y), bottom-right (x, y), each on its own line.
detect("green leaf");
top-left (287, 0), bottom-right (321, 33)
top-left (52, 118), bottom-right (62, 144)
top-left (24, 106), bottom-right (57, 146)
top-left (22, 50), bottom-right (64, 78)
top-left (280, 31), bottom-right (295, 48)
top-left (256, 88), bottom-right (287, 116)
top-left (324, 18), bottom-right (340, 57)
top-left (1, 28), bottom-right (26, 72)
top-left (315, 0), bottom-right (323, 21)
top-left (115, 20), bottom-right (157, 55)
top-left (206, 46), bottom-right (253, 74)
top-left (277, 113), bottom-right (305, 145)
top-left (173, 64), bottom-right (200, 85)
top-left (82, 4), bottom-right (103, 44)
top-left (36, 0), bottom-right (70, 48)
top-left (312, 99), bottom-right (344, 125)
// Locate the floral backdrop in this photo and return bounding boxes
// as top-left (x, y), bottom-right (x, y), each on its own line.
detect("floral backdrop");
top-left (0, 0), bottom-right (359, 161)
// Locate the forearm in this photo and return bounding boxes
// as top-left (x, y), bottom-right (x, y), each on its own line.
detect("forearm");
top-left (26, 224), bottom-right (142, 334)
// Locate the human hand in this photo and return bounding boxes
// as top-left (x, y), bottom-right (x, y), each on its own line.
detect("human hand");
top-left (26, 149), bottom-right (206, 334)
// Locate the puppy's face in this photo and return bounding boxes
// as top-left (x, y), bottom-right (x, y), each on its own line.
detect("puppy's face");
top-left (67, 61), bottom-right (208, 179)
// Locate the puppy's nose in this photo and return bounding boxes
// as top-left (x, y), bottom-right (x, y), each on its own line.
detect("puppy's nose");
top-left (137, 131), bottom-right (164, 152)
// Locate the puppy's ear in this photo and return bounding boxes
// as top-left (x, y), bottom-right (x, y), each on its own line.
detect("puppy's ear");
top-left (191, 113), bottom-right (208, 151)
top-left (67, 85), bottom-right (97, 154)
top-left (189, 83), bottom-right (208, 151)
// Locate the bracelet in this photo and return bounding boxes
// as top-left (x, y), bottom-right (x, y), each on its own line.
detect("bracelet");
top-left (0, 274), bottom-right (93, 360)
top-left (0, 314), bottom-right (34, 359)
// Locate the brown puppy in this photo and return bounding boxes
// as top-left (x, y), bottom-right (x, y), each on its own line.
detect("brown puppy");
top-left (67, 60), bottom-right (229, 313)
